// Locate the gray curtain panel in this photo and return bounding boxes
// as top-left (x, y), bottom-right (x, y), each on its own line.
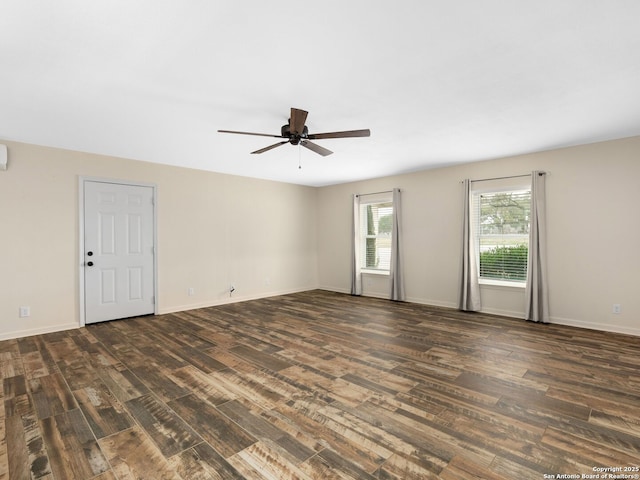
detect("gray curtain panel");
top-left (350, 194), bottom-right (362, 296)
top-left (390, 188), bottom-right (405, 301)
top-left (525, 171), bottom-right (549, 322)
top-left (459, 179), bottom-right (482, 311)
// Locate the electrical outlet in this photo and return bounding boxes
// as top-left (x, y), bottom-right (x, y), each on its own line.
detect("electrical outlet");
top-left (613, 304), bottom-right (622, 314)
top-left (188, 287), bottom-right (195, 296)
top-left (19, 306), bottom-right (30, 318)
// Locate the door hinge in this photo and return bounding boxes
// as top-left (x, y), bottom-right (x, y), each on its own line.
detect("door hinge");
top-left (151, 296), bottom-right (155, 304)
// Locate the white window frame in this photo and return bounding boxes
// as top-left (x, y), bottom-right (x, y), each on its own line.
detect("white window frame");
top-left (358, 192), bottom-right (393, 274)
top-left (471, 183), bottom-right (531, 288)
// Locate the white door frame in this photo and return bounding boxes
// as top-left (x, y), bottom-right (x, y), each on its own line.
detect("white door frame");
top-left (78, 176), bottom-right (158, 326)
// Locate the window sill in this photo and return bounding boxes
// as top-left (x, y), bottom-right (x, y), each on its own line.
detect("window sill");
top-left (362, 269), bottom-right (390, 276)
top-left (479, 278), bottom-right (526, 289)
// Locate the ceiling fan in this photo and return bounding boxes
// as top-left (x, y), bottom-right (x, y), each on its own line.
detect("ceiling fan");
top-left (218, 107), bottom-right (370, 156)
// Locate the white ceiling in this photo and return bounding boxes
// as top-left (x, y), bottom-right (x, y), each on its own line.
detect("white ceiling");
top-left (2, 1), bottom-right (640, 186)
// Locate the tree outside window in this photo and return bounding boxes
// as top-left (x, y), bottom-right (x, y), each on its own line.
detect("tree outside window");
top-left (362, 202), bottom-right (393, 271)
top-left (475, 190), bottom-right (531, 282)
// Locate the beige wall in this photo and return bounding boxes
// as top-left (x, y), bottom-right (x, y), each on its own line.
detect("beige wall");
top-left (317, 136), bottom-right (640, 336)
top-left (2, 136), bottom-right (639, 340)
top-left (0, 141), bottom-right (318, 340)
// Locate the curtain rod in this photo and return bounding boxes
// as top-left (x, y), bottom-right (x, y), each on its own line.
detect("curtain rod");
top-left (355, 189), bottom-right (395, 197)
top-left (469, 172), bottom-right (546, 183)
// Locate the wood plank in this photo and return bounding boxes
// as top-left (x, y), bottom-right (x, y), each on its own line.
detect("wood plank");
top-left (73, 380), bottom-right (134, 439)
top-left (41, 408), bottom-right (110, 478)
top-left (29, 373), bottom-right (77, 419)
top-left (125, 393), bottom-right (202, 457)
top-left (97, 366), bottom-right (150, 403)
top-left (129, 364), bottom-right (189, 402)
top-left (168, 393), bottom-right (257, 458)
top-left (167, 365), bottom-right (236, 406)
top-left (20, 351), bottom-right (51, 380)
top-left (173, 346), bottom-right (228, 373)
top-left (0, 350), bottom-right (25, 378)
top-left (167, 442), bottom-right (246, 480)
top-left (271, 400), bottom-right (391, 472)
top-left (16, 337), bottom-right (39, 355)
top-left (3, 375), bottom-right (31, 417)
top-left (439, 455), bottom-right (507, 480)
top-left (5, 414), bottom-right (35, 479)
top-left (90, 472), bottom-right (118, 480)
top-left (0, 339), bottom-right (20, 355)
top-left (541, 425), bottom-right (640, 469)
top-left (230, 344), bottom-right (293, 372)
top-left (334, 400), bottom-right (454, 472)
top-left (30, 337), bottom-right (59, 375)
top-left (227, 441), bottom-right (314, 480)
top-left (454, 371), bottom-right (549, 399)
top-left (21, 413), bottom-right (52, 479)
top-left (57, 356), bottom-right (100, 390)
top-left (302, 447), bottom-right (380, 479)
top-left (589, 408), bottom-right (640, 437)
top-left (82, 341), bottom-right (124, 370)
top-left (375, 451), bottom-right (443, 480)
top-left (205, 368), bottom-right (285, 411)
top-left (98, 426), bottom-right (183, 479)
top-left (217, 399), bottom-right (316, 463)
top-left (40, 336), bottom-right (84, 364)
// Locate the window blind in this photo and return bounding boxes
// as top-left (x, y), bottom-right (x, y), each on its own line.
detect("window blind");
top-left (359, 200), bottom-right (393, 271)
top-left (473, 189), bottom-right (531, 282)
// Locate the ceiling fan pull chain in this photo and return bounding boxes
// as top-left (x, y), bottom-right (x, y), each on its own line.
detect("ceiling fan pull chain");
top-left (298, 145), bottom-right (302, 170)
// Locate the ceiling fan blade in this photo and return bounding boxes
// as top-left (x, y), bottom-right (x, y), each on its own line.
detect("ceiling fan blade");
top-left (307, 129), bottom-right (371, 140)
top-left (251, 141), bottom-right (289, 154)
top-left (290, 108), bottom-right (308, 136)
top-left (218, 129), bottom-right (285, 139)
top-left (301, 140), bottom-right (333, 156)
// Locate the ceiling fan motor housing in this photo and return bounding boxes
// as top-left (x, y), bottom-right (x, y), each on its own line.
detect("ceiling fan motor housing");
top-left (282, 123), bottom-right (309, 145)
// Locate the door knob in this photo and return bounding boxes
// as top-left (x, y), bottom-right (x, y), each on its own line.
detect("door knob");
top-left (87, 251), bottom-right (93, 256)
top-left (87, 261), bottom-right (94, 267)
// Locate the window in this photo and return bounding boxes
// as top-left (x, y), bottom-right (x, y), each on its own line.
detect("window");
top-left (472, 189), bottom-right (531, 284)
top-left (359, 197), bottom-right (393, 272)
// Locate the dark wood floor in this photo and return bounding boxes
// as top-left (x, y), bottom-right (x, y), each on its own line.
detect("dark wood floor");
top-left (1, 290), bottom-right (639, 479)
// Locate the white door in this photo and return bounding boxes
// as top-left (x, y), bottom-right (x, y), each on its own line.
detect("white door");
top-left (83, 180), bottom-right (156, 324)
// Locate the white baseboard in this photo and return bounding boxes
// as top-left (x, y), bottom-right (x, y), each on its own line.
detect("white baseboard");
top-left (318, 286), bottom-right (350, 294)
top-left (548, 316), bottom-right (640, 337)
top-left (4, 290), bottom-right (636, 341)
top-left (405, 296), bottom-right (457, 310)
top-left (322, 289), bottom-right (640, 338)
top-left (0, 322), bottom-right (80, 342)
top-left (158, 287), bottom-right (316, 315)
top-left (479, 307), bottom-right (524, 319)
